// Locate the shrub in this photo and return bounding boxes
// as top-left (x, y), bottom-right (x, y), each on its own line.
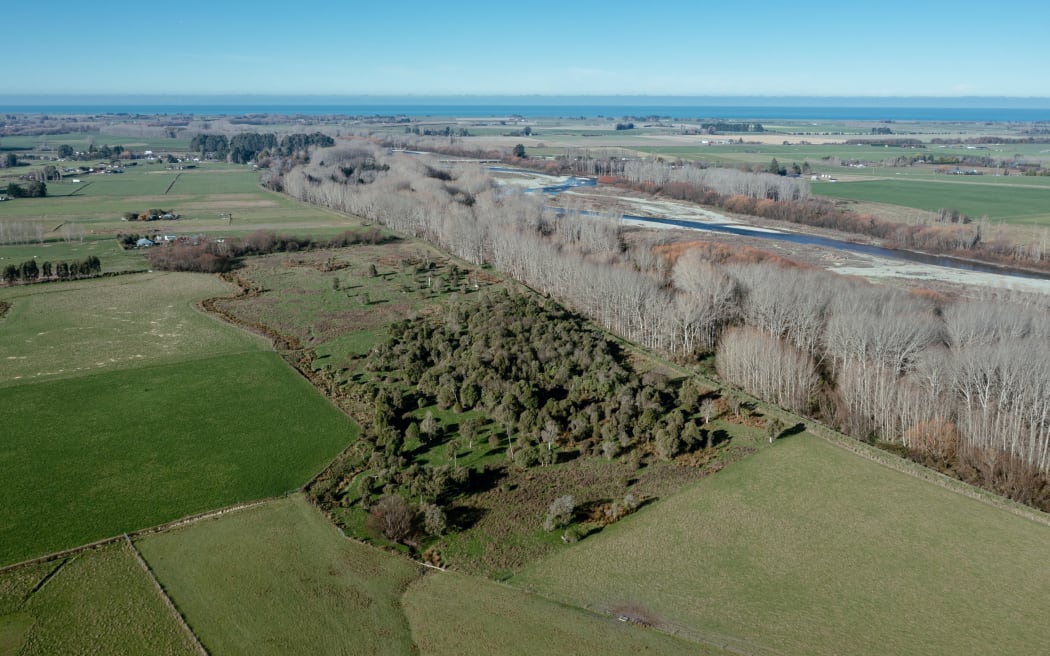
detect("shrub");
top-left (543, 495), bottom-right (576, 532)
top-left (367, 495), bottom-right (416, 543)
top-left (422, 503), bottom-right (447, 537)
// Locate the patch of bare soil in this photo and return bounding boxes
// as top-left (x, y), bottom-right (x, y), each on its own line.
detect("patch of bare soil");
top-left (608, 603), bottom-right (661, 627)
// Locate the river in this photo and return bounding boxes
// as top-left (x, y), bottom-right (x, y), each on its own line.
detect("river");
top-left (499, 169), bottom-right (1050, 283)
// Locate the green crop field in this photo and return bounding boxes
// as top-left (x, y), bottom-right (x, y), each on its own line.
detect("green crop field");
top-left (813, 178), bottom-right (1050, 224)
top-left (0, 350), bottom-right (358, 565)
top-left (512, 434), bottom-right (1050, 656)
top-left (0, 542), bottom-right (196, 655)
top-left (137, 495), bottom-right (420, 656)
top-left (133, 493), bottom-right (713, 656)
top-left (403, 571), bottom-right (710, 655)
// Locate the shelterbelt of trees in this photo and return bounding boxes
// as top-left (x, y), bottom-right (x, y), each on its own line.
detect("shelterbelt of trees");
top-left (271, 139), bottom-right (1050, 509)
top-left (190, 132), bottom-right (334, 164)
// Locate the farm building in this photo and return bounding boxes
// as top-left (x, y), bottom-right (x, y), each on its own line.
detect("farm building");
top-left (136, 238), bottom-right (155, 248)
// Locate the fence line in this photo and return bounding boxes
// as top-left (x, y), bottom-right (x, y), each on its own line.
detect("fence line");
top-left (124, 535), bottom-right (209, 656)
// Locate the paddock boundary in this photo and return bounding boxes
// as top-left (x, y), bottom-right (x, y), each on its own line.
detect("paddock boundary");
top-left (124, 534), bottom-right (209, 655)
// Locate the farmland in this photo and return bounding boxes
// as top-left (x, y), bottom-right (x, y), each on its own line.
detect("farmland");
top-left (0, 272), bottom-right (263, 386)
top-left (5, 112), bottom-right (1050, 655)
top-left (0, 542), bottom-right (196, 655)
top-left (134, 494), bottom-right (715, 655)
top-left (0, 161), bottom-right (361, 272)
top-left (812, 178), bottom-right (1050, 225)
top-left (210, 240), bottom-right (468, 370)
top-left (136, 496), bottom-right (420, 656)
top-left (0, 269), bottom-right (359, 566)
top-left (0, 350), bottom-right (357, 565)
top-left (512, 434), bottom-right (1050, 656)
top-left (402, 570), bottom-right (709, 655)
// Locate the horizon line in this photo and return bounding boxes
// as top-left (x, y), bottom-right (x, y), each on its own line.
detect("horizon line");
top-left (4, 93), bottom-right (1050, 106)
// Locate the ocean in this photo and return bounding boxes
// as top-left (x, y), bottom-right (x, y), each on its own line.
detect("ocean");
top-left (4, 99), bottom-right (1050, 122)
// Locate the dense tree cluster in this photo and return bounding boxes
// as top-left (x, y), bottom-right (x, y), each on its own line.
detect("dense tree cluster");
top-left (309, 291), bottom-right (717, 546)
top-left (4, 181), bottom-right (47, 198)
top-left (190, 132), bottom-right (335, 163)
top-left (363, 291), bottom-right (705, 463)
top-left (699, 122), bottom-right (764, 133)
top-left (189, 134), bottom-right (229, 158)
top-left (52, 143), bottom-right (127, 161)
top-left (0, 220), bottom-right (46, 245)
top-left (404, 125), bottom-right (471, 137)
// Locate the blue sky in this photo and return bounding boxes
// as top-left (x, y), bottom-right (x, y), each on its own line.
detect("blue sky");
top-left (5, 0), bottom-right (1049, 98)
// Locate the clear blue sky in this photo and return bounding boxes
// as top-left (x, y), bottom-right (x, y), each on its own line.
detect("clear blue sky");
top-left (5, 0), bottom-right (1049, 98)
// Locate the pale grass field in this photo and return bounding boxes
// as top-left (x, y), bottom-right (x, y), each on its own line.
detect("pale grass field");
top-left (0, 542), bottom-right (196, 655)
top-left (0, 272), bottom-right (263, 387)
top-left (138, 496), bottom-right (420, 656)
top-left (403, 570), bottom-right (714, 655)
top-left (513, 434), bottom-right (1050, 656)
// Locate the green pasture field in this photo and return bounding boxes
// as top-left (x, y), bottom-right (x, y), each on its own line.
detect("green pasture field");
top-left (137, 495), bottom-right (420, 656)
top-left (636, 143), bottom-right (930, 167)
top-left (512, 434), bottom-right (1050, 656)
top-left (813, 178), bottom-right (1050, 224)
top-left (0, 542), bottom-right (196, 655)
top-left (0, 163), bottom-right (359, 238)
top-left (402, 571), bottom-right (710, 655)
top-left (0, 235), bottom-right (148, 273)
top-left (0, 350), bottom-right (358, 566)
top-left (0, 132), bottom-right (191, 152)
top-left (0, 272), bottom-right (262, 388)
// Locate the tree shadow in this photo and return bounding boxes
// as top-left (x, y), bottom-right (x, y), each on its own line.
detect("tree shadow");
top-left (555, 448), bottom-right (581, 464)
top-left (709, 429), bottom-right (731, 447)
top-left (575, 498), bottom-right (610, 519)
top-left (458, 464), bottom-right (506, 495)
top-left (445, 506), bottom-right (487, 531)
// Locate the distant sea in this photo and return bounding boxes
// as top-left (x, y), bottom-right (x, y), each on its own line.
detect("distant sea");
top-left (3, 96), bottom-right (1050, 122)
